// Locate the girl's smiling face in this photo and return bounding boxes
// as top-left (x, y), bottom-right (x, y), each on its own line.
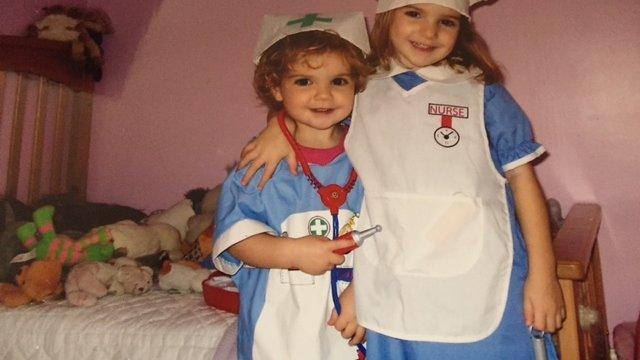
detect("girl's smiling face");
top-left (272, 52), bottom-right (355, 135)
top-left (389, 3), bottom-right (462, 69)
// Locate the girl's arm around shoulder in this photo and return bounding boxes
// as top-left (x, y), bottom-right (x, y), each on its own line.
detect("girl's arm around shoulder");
top-left (237, 113), bottom-right (297, 189)
top-left (505, 164), bottom-right (565, 333)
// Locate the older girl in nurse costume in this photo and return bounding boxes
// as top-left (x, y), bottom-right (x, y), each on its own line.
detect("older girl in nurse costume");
top-left (239, 1), bottom-right (565, 358)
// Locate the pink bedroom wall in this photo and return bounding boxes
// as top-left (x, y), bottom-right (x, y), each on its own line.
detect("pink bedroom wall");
top-left (2, 0), bottom-right (638, 336)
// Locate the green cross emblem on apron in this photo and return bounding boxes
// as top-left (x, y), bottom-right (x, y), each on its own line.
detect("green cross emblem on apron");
top-left (287, 14), bottom-right (333, 28)
top-left (308, 216), bottom-right (330, 237)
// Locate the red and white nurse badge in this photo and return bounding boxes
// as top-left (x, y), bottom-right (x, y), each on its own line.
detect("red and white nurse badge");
top-left (428, 103), bottom-right (468, 148)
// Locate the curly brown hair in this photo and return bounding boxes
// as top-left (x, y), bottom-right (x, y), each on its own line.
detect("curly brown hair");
top-left (369, 9), bottom-right (504, 84)
top-left (254, 30), bottom-right (374, 112)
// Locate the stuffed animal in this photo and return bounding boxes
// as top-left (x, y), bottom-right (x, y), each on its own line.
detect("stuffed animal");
top-left (158, 260), bottom-right (212, 294)
top-left (65, 261), bottom-right (116, 307)
top-left (182, 185), bottom-right (222, 263)
top-left (108, 257), bottom-right (153, 296)
top-left (145, 198), bottom-right (195, 241)
top-left (0, 260), bottom-right (63, 308)
top-left (107, 220), bottom-right (182, 261)
top-left (65, 257), bottom-right (152, 306)
top-left (183, 224), bottom-right (213, 264)
top-left (16, 205), bottom-right (114, 266)
top-left (27, 5), bottom-right (114, 81)
top-left (184, 185), bottom-right (221, 245)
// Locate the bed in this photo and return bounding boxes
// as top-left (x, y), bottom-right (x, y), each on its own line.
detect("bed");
top-left (0, 35), bottom-right (237, 360)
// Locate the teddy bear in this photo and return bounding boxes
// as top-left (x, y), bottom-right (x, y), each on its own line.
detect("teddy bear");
top-left (15, 205), bottom-right (114, 266)
top-left (65, 257), bottom-right (153, 307)
top-left (106, 220), bottom-right (182, 261)
top-left (27, 5), bottom-right (114, 81)
top-left (65, 261), bottom-right (115, 307)
top-left (0, 260), bottom-right (63, 308)
top-left (108, 257), bottom-right (153, 296)
top-left (158, 260), bottom-right (212, 294)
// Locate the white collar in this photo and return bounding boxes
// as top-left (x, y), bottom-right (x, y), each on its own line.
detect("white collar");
top-left (372, 60), bottom-right (482, 84)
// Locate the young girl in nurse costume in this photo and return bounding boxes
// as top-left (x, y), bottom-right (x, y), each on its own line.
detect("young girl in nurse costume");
top-left (239, 1), bottom-right (565, 358)
top-left (213, 12), bottom-right (373, 360)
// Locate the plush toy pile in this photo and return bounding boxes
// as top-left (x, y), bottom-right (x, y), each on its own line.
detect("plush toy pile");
top-left (26, 5), bottom-right (114, 81)
top-left (0, 185), bottom-right (222, 308)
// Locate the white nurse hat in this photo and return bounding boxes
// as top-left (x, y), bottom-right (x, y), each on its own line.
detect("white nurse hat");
top-left (376, 0), bottom-right (486, 18)
top-left (253, 11), bottom-right (370, 64)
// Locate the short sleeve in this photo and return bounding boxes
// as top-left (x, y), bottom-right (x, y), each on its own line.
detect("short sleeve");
top-left (212, 168), bottom-right (276, 275)
top-left (484, 84), bottom-right (545, 172)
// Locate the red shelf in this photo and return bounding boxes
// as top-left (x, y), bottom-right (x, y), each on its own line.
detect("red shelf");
top-left (0, 35), bottom-right (93, 92)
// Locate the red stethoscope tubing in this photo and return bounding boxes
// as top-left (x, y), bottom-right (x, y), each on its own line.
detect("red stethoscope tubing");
top-left (277, 111), bottom-right (366, 358)
top-left (276, 111), bottom-right (358, 215)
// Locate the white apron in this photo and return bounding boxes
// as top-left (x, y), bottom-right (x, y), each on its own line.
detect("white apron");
top-left (346, 65), bottom-right (513, 342)
top-left (251, 210), bottom-right (357, 359)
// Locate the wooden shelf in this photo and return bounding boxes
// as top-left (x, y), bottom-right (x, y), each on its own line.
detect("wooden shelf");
top-left (0, 35), bottom-right (93, 92)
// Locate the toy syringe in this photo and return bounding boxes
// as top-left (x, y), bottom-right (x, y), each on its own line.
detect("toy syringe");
top-left (333, 225), bottom-right (382, 255)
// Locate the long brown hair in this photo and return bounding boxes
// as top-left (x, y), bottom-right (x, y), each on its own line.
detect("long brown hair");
top-left (369, 9), bottom-right (504, 84)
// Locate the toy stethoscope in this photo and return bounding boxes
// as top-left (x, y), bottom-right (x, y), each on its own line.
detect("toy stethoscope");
top-left (530, 327), bottom-right (549, 360)
top-left (277, 111), bottom-right (370, 358)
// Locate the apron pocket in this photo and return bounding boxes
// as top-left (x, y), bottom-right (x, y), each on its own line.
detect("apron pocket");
top-left (364, 192), bottom-right (484, 278)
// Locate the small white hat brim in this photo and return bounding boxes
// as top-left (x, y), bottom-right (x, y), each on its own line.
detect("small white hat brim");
top-left (253, 12), bottom-right (370, 64)
top-left (376, 0), bottom-right (485, 17)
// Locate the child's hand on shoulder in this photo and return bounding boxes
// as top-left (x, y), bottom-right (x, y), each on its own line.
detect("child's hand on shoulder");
top-left (524, 272), bottom-right (565, 333)
top-left (327, 283), bottom-right (366, 345)
top-left (290, 236), bottom-right (353, 275)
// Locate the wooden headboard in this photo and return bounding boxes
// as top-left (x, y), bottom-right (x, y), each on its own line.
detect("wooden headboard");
top-left (0, 35), bottom-right (94, 205)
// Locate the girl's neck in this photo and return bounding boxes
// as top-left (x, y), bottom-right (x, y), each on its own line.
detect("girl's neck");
top-left (293, 123), bottom-right (345, 150)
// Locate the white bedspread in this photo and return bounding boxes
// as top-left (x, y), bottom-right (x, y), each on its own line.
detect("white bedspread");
top-left (0, 290), bottom-right (237, 360)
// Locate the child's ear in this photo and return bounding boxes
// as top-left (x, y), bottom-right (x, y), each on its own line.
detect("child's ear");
top-left (270, 86), bottom-right (284, 102)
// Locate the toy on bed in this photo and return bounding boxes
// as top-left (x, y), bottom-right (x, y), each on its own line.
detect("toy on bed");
top-left (65, 257), bottom-right (153, 307)
top-left (203, 271), bottom-right (240, 314)
top-left (145, 198), bottom-right (195, 242)
top-left (107, 220), bottom-right (182, 261)
top-left (15, 205), bottom-right (114, 266)
top-left (158, 260), bottom-right (212, 294)
top-left (182, 186), bottom-right (221, 265)
top-left (26, 5), bottom-right (114, 81)
top-left (0, 260), bottom-right (63, 308)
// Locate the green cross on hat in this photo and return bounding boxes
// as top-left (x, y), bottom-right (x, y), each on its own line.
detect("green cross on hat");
top-left (286, 13), bottom-right (333, 27)
top-left (253, 11), bottom-right (370, 64)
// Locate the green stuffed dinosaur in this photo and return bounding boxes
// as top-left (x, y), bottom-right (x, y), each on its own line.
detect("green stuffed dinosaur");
top-left (16, 205), bottom-right (114, 266)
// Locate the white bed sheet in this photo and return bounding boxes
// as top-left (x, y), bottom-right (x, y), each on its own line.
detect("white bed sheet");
top-left (0, 290), bottom-right (237, 360)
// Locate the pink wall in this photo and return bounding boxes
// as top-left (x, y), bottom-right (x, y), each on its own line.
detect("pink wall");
top-left (2, 0), bottom-right (639, 335)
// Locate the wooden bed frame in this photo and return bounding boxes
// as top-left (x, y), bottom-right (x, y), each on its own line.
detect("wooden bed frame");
top-left (0, 34), bottom-right (609, 360)
top-left (554, 203), bottom-right (610, 359)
